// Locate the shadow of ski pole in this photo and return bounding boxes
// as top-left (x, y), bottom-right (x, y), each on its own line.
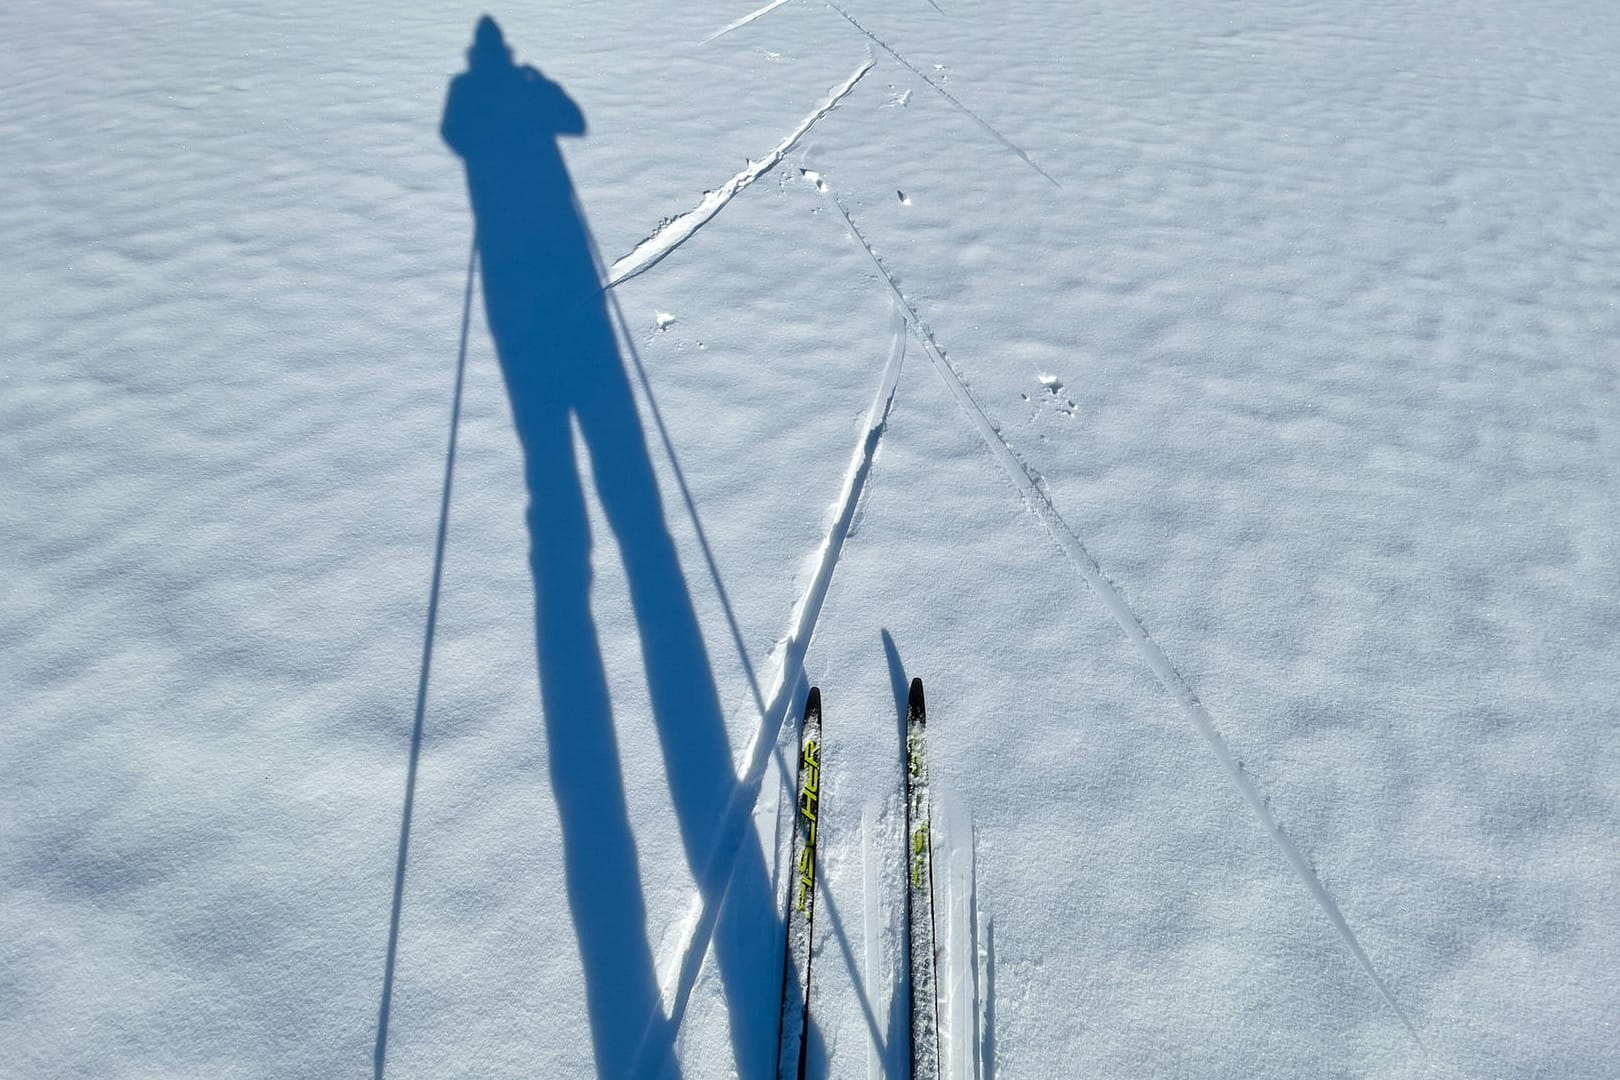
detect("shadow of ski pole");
top-left (373, 237), bottom-right (477, 1080)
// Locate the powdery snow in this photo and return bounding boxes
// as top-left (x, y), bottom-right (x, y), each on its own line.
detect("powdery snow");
top-left (3, 1), bottom-right (1618, 1078)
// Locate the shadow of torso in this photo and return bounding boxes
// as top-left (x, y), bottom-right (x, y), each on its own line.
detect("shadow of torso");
top-left (441, 57), bottom-right (619, 427)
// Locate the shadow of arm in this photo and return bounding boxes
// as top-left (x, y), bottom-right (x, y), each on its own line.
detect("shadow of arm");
top-left (525, 66), bottom-right (587, 137)
top-left (440, 74), bottom-right (471, 158)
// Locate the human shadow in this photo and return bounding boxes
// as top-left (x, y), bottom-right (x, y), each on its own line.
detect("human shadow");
top-left (440, 16), bottom-right (779, 1077)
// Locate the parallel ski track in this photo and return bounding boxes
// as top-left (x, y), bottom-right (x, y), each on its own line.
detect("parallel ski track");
top-left (629, 305), bottom-right (910, 1073)
top-left (822, 189), bottom-right (1421, 1044)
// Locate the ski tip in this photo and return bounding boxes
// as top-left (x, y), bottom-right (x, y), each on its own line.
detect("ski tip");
top-left (805, 685), bottom-right (821, 716)
top-left (908, 677), bottom-right (924, 719)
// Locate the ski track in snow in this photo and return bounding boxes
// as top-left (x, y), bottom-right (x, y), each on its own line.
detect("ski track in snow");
top-left (812, 827), bottom-right (889, 1065)
top-left (820, 188), bottom-right (1423, 1044)
top-left (935, 791), bottom-right (979, 1080)
top-left (611, 14), bottom-right (1400, 1059)
top-left (605, 56), bottom-right (873, 289)
top-left (591, 27), bottom-right (1403, 1060)
top-left (697, 0), bottom-right (1057, 186)
top-left (631, 305), bottom-right (910, 1071)
top-left (701, 0), bottom-right (795, 46)
top-left (818, 0), bottom-right (1060, 187)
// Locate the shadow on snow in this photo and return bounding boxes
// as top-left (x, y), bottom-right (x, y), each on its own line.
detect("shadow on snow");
top-left (377, 15), bottom-right (787, 1079)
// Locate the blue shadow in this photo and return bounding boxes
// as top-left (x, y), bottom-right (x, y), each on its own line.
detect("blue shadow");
top-left (438, 16), bottom-right (778, 1077)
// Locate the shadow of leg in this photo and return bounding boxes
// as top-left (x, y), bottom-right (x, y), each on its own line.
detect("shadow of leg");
top-left (579, 366), bottom-right (781, 1076)
top-left (530, 415), bottom-right (672, 1078)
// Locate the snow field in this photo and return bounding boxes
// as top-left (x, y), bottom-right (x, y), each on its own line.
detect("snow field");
top-left (4, 0), bottom-right (1619, 1077)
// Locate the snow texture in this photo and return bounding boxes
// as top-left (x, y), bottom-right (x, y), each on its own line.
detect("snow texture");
top-left (3, 1), bottom-right (1618, 1078)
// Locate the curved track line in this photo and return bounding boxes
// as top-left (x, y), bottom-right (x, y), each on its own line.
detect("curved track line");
top-left (823, 190), bottom-right (1420, 1044)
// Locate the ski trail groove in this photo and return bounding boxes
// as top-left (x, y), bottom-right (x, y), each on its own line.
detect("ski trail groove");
top-left (815, 839), bottom-right (888, 1062)
top-left (822, 191), bottom-right (1421, 1044)
top-left (701, 0), bottom-right (794, 45)
top-left (606, 56), bottom-right (873, 289)
top-left (632, 306), bottom-right (910, 1070)
top-left (821, 0), bottom-right (1060, 187)
top-left (935, 791), bottom-right (979, 1080)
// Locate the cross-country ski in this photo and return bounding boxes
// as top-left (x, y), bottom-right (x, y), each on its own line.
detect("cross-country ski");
top-left (777, 687), bottom-right (822, 1080)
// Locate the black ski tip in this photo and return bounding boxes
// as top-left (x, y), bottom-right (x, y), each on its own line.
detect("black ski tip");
top-left (908, 677), bottom-right (924, 721)
top-left (805, 685), bottom-right (821, 717)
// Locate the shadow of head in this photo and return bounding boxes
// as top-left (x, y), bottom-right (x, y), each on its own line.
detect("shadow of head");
top-left (469, 14), bottom-right (513, 68)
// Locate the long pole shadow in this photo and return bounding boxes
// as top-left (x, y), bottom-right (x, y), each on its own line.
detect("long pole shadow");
top-left (373, 239), bottom-right (476, 1080)
top-left (427, 16), bottom-right (779, 1078)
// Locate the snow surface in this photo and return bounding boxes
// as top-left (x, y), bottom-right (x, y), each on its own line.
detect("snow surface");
top-left (4, 1), bottom-right (1619, 1077)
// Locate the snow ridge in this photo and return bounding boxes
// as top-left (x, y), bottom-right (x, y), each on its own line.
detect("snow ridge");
top-left (823, 190), bottom-right (1421, 1044)
top-left (605, 56), bottom-right (874, 289)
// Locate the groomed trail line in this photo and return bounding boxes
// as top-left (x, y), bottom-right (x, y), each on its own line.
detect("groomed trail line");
top-left (821, 187), bottom-right (1421, 1044)
top-left (630, 304), bottom-right (910, 1072)
top-left (605, 55), bottom-right (873, 289)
